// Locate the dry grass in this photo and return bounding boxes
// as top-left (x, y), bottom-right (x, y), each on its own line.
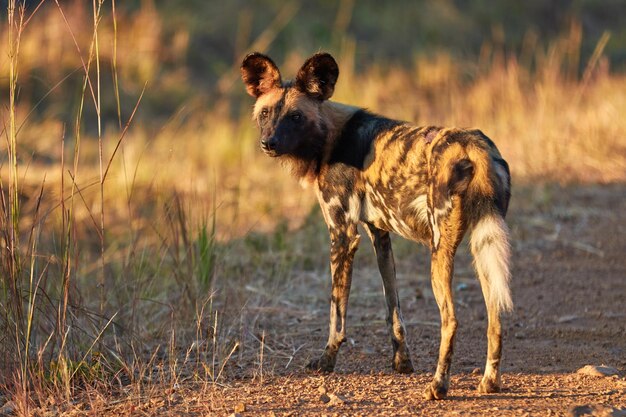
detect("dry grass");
top-left (1, 2), bottom-right (625, 414)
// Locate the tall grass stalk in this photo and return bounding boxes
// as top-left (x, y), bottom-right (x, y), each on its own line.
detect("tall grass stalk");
top-left (197, 214), bottom-right (217, 291)
top-left (4, 0), bottom-right (28, 409)
top-left (111, 0), bottom-right (122, 130)
top-left (91, 0), bottom-right (107, 318)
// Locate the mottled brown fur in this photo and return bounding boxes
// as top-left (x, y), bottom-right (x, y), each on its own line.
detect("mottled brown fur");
top-left (241, 52), bottom-right (513, 400)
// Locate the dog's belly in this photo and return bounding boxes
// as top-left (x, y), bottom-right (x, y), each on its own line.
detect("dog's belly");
top-left (361, 184), bottom-right (431, 243)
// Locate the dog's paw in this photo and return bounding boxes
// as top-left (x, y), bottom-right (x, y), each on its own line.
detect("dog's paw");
top-left (305, 354), bottom-right (335, 373)
top-left (392, 354), bottom-right (414, 374)
top-left (477, 377), bottom-right (501, 394)
top-left (423, 379), bottom-right (449, 400)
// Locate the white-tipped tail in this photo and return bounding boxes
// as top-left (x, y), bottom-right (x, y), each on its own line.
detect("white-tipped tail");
top-left (470, 215), bottom-right (513, 313)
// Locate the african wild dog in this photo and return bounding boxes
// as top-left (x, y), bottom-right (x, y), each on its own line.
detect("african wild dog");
top-left (241, 52), bottom-right (512, 400)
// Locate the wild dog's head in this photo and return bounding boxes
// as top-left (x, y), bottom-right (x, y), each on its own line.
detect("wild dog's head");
top-left (241, 52), bottom-right (339, 174)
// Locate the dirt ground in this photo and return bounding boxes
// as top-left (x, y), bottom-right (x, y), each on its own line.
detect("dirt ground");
top-left (68, 184), bottom-right (626, 416)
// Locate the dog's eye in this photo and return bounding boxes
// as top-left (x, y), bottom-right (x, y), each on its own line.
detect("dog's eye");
top-left (260, 108), bottom-right (269, 120)
top-left (290, 112), bottom-right (302, 121)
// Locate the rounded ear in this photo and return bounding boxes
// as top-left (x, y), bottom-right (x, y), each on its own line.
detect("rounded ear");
top-left (295, 53), bottom-right (339, 101)
top-left (241, 52), bottom-right (282, 98)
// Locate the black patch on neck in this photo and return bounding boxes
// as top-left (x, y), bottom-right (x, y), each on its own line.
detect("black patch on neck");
top-left (329, 110), bottom-right (402, 169)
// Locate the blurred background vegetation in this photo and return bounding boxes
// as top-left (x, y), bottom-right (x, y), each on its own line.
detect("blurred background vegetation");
top-left (1, 0), bottom-right (625, 409)
top-left (1, 0), bottom-right (624, 232)
top-left (3, 0), bottom-right (626, 123)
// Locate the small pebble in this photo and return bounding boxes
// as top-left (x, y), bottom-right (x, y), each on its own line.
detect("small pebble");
top-left (576, 365), bottom-right (620, 377)
top-left (570, 404), bottom-right (626, 417)
top-left (234, 402), bottom-right (246, 413)
top-left (169, 393), bottom-right (183, 404)
top-left (327, 393), bottom-right (346, 406)
top-left (0, 401), bottom-right (16, 417)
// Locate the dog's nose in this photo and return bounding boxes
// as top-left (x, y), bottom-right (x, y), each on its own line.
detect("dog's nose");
top-left (262, 137), bottom-right (278, 151)
top-left (268, 137), bottom-right (278, 150)
top-left (261, 136), bottom-right (278, 152)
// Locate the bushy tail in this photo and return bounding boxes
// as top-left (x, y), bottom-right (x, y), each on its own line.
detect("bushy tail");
top-left (436, 129), bottom-right (513, 313)
top-left (470, 214), bottom-right (513, 313)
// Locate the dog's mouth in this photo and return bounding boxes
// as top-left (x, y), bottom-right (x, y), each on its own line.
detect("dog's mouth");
top-left (261, 143), bottom-right (280, 157)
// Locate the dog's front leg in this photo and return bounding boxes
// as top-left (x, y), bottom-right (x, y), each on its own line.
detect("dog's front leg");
top-left (307, 223), bottom-right (360, 373)
top-left (364, 223), bottom-right (414, 374)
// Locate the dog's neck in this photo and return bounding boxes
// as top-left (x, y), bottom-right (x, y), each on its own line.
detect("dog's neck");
top-left (292, 101), bottom-right (360, 187)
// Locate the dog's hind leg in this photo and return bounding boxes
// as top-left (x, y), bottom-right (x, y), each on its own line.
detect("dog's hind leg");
top-left (424, 198), bottom-right (466, 400)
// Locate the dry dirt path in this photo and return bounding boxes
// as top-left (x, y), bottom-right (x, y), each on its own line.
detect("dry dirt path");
top-left (101, 185), bottom-right (626, 416)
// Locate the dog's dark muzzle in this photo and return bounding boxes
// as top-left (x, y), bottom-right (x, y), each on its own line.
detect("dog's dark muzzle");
top-left (260, 137), bottom-right (280, 156)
